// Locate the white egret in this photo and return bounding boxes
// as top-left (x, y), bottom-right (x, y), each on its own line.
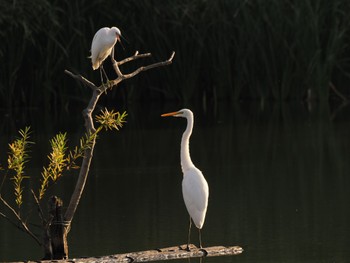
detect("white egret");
top-left (161, 109), bottom-right (209, 250)
top-left (90, 27), bottom-right (122, 83)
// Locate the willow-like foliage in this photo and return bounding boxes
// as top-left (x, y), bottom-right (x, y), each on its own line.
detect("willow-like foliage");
top-left (0, 108), bottom-right (127, 241)
top-left (7, 127), bottom-right (32, 209)
top-left (36, 109), bottom-right (127, 200)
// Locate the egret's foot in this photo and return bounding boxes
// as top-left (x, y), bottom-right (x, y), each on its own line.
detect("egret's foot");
top-left (106, 80), bottom-right (114, 90)
top-left (199, 248), bottom-right (208, 257)
top-left (101, 81), bottom-right (112, 93)
top-left (184, 244), bottom-right (196, 252)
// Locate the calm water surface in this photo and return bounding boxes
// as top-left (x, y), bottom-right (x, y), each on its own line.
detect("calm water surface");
top-left (1, 102), bottom-right (350, 262)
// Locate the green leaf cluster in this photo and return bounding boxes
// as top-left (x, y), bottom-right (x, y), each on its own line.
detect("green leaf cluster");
top-left (38, 126), bottom-right (106, 199)
top-left (95, 109), bottom-right (127, 131)
top-left (0, 109), bottom-right (127, 222)
top-left (7, 127), bottom-right (33, 208)
top-left (39, 133), bottom-right (68, 199)
top-left (37, 109), bottom-right (127, 199)
top-left (2, 108), bottom-right (127, 202)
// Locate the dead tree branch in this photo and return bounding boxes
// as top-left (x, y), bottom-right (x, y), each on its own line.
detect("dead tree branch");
top-left (0, 195), bottom-right (42, 246)
top-left (63, 71), bottom-right (97, 91)
top-left (0, 211), bottom-right (22, 231)
top-left (31, 190), bottom-right (45, 225)
top-left (64, 51), bottom-right (175, 231)
top-left (118, 51), bottom-right (150, 66)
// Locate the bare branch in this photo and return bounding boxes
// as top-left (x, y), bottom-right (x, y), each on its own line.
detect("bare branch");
top-left (0, 195), bottom-right (42, 246)
top-left (64, 127), bottom-right (96, 225)
top-left (64, 70), bottom-right (97, 91)
top-left (111, 51), bottom-right (175, 83)
top-left (0, 211), bottom-right (22, 230)
top-left (31, 189), bottom-right (46, 225)
top-left (117, 51), bottom-right (151, 66)
top-left (64, 50), bottom-right (175, 234)
top-left (64, 85), bottom-right (101, 225)
top-left (65, 51), bottom-right (175, 94)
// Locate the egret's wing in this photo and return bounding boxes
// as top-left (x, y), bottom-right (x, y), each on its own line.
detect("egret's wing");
top-left (90, 28), bottom-right (113, 69)
top-left (182, 167), bottom-right (209, 229)
top-left (91, 28), bottom-right (109, 50)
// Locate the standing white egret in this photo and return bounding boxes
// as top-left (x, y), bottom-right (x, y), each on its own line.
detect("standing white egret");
top-left (90, 26), bottom-right (122, 84)
top-left (161, 109), bottom-right (209, 250)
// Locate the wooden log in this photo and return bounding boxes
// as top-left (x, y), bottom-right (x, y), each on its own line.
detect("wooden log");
top-left (15, 244), bottom-right (242, 263)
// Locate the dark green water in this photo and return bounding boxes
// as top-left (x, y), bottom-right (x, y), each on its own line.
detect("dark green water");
top-left (1, 101), bottom-right (350, 262)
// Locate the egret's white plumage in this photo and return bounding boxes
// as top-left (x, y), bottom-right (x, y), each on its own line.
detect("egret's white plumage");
top-left (182, 166), bottom-right (208, 229)
top-left (161, 109), bottom-right (209, 249)
top-left (90, 27), bottom-right (121, 70)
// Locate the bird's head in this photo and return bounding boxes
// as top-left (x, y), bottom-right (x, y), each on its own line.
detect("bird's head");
top-left (111, 27), bottom-right (122, 42)
top-left (161, 108), bottom-right (193, 118)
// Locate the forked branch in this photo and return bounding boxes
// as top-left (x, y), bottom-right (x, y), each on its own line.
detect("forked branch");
top-left (65, 51), bottom-right (175, 93)
top-left (113, 51), bottom-right (175, 81)
top-left (64, 51), bottom-right (175, 230)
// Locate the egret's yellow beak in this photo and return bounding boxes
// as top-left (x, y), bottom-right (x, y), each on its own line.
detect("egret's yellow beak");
top-left (161, 111), bottom-right (181, 117)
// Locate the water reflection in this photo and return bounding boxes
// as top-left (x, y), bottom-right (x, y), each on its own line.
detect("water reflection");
top-left (1, 102), bottom-right (350, 262)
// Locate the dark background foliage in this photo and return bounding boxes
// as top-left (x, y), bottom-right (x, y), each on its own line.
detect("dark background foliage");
top-left (1, 0), bottom-right (350, 112)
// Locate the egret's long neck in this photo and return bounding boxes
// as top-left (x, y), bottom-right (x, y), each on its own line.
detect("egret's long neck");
top-left (180, 114), bottom-right (194, 173)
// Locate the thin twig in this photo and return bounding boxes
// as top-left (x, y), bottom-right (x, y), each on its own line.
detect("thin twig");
top-left (0, 171), bottom-right (7, 194)
top-left (117, 51), bottom-right (151, 66)
top-left (0, 195), bottom-right (42, 246)
top-left (31, 189), bottom-right (46, 225)
top-left (0, 211), bottom-right (22, 230)
top-left (64, 70), bottom-right (97, 91)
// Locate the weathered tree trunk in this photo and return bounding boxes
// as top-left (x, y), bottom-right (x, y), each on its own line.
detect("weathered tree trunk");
top-left (47, 196), bottom-right (69, 259)
top-left (42, 225), bottom-right (52, 260)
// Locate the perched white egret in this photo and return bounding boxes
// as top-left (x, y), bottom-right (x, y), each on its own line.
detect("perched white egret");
top-left (161, 109), bottom-right (209, 249)
top-left (90, 27), bottom-right (122, 83)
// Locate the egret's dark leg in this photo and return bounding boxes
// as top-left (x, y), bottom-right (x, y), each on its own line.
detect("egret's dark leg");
top-left (199, 228), bottom-right (203, 249)
top-left (100, 65), bottom-right (109, 83)
top-left (99, 67), bottom-right (104, 84)
top-left (186, 216), bottom-right (192, 251)
top-left (111, 47), bottom-right (115, 60)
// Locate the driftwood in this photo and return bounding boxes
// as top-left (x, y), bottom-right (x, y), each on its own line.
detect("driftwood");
top-left (13, 244), bottom-right (243, 263)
